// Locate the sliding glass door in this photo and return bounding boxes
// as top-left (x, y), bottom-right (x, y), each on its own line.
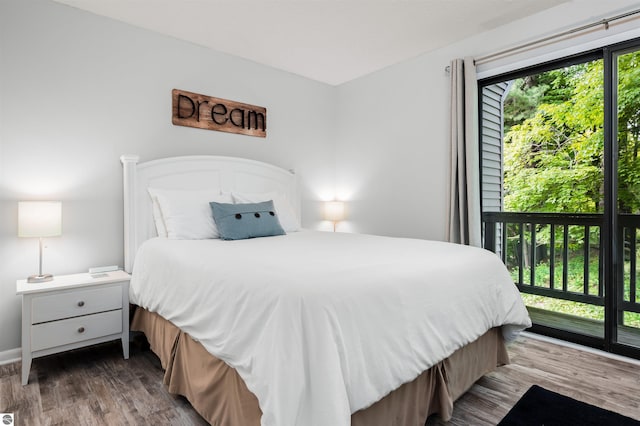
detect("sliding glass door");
top-left (614, 45), bottom-right (640, 352)
top-left (480, 38), bottom-right (640, 358)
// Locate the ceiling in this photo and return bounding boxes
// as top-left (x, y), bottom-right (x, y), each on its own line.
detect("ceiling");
top-left (53, 0), bottom-right (569, 85)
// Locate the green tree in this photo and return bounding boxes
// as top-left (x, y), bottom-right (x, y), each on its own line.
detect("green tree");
top-left (504, 60), bottom-right (604, 213)
top-left (503, 53), bottom-right (640, 214)
top-left (617, 51), bottom-right (640, 213)
top-left (502, 77), bottom-right (547, 133)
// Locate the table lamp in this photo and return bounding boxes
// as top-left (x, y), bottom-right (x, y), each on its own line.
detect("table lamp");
top-left (18, 201), bottom-right (62, 283)
top-left (324, 200), bottom-right (345, 232)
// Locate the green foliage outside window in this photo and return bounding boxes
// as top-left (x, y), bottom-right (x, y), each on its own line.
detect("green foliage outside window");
top-left (501, 51), bottom-right (640, 329)
top-left (503, 53), bottom-right (640, 215)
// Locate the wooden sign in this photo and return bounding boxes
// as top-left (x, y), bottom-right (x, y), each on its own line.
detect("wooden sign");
top-left (172, 89), bottom-right (266, 138)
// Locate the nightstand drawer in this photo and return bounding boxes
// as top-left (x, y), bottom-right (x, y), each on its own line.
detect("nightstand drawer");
top-left (31, 309), bottom-right (122, 352)
top-left (31, 285), bottom-right (122, 324)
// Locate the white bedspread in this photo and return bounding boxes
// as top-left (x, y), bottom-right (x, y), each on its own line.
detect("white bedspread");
top-left (130, 231), bottom-right (531, 426)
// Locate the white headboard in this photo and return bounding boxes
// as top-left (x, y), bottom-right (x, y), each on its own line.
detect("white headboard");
top-left (121, 154), bottom-right (299, 273)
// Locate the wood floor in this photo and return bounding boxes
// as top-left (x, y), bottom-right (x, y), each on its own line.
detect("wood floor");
top-left (1, 334), bottom-right (639, 425)
top-left (427, 334), bottom-right (640, 425)
top-left (0, 339), bottom-right (209, 425)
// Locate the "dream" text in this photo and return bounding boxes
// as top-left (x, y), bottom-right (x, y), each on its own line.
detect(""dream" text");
top-left (172, 89), bottom-right (266, 138)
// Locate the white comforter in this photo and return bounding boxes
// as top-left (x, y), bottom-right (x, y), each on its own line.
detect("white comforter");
top-left (130, 231), bottom-right (531, 426)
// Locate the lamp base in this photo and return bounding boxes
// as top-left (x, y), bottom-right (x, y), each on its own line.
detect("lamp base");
top-left (27, 274), bottom-right (54, 283)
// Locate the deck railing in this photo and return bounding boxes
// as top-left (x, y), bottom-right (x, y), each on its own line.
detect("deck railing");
top-left (482, 211), bottom-right (640, 320)
top-left (619, 214), bottom-right (640, 316)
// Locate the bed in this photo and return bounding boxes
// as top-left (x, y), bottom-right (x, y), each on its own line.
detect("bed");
top-left (121, 154), bottom-right (531, 426)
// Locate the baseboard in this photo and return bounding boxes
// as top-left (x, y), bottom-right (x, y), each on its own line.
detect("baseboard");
top-left (0, 348), bottom-right (21, 366)
top-left (521, 331), bottom-right (640, 367)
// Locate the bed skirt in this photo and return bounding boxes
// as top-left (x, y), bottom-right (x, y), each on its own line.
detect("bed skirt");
top-left (131, 307), bottom-right (509, 425)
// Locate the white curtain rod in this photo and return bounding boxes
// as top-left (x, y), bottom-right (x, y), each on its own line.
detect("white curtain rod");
top-left (473, 7), bottom-right (640, 66)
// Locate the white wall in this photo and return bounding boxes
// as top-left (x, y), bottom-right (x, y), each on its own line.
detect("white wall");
top-left (0, 0), bottom-right (336, 353)
top-left (335, 0), bottom-right (640, 239)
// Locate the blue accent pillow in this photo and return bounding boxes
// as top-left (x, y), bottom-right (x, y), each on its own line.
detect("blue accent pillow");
top-left (210, 200), bottom-right (286, 240)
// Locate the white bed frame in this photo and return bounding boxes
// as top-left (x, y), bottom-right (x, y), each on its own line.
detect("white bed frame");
top-left (120, 155), bottom-right (299, 273)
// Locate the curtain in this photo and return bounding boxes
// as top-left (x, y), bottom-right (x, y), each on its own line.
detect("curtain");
top-left (446, 57), bottom-right (482, 247)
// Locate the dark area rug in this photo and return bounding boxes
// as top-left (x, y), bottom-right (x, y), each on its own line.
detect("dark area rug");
top-left (498, 384), bottom-right (640, 426)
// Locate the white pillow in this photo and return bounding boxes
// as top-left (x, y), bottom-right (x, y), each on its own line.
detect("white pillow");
top-left (150, 188), bottom-right (233, 239)
top-left (231, 191), bottom-right (300, 232)
top-left (147, 188), bottom-right (168, 237)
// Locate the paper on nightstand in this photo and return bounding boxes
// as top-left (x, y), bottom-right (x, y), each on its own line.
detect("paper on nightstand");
top-left (88, 265), bottom-right (119, 274)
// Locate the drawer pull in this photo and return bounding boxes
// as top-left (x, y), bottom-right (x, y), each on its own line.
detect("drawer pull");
top-left (77, 301), bottom-right (85, 307)
top-left (78, 327), bottom-right (85, 333)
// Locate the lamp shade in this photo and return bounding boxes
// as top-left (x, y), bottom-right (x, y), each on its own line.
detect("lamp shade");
top-left (18, 201), bottom-right (62, 238)
top-left (324, 201), bottom-right (345, 222)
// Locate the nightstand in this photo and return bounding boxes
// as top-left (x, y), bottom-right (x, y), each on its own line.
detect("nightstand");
top-left (16, 270), bottom-right (131, 385)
